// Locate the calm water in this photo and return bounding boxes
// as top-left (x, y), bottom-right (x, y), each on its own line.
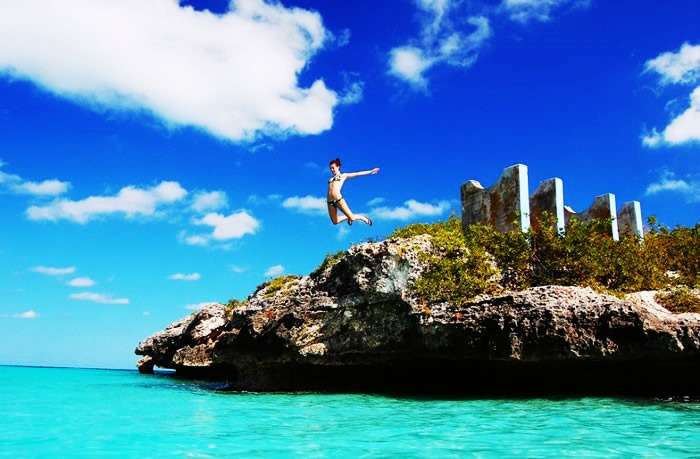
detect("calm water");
top-left (2, 366), bottom-right (700, 458)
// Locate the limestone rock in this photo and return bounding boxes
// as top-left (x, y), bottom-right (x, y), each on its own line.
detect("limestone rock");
top-left (135, 235), bottom-right (700, 395)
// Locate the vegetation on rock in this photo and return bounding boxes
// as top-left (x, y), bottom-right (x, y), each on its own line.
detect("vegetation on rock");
top-left (656, 286), bottom-right (700, 314)
top-left (391, 215), bottom-right (700, 305)
top-left (311, 250), bottom-right (345, 278)
top-left (260, 275), bottom-right (300, 299)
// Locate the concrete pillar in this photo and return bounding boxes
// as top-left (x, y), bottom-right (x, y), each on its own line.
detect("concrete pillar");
top-left (460, 180), bottom-right (490, 227)
top-left (461, 164), bottom-right (530, 233)
top-left (617, 201), bottom-right (644, 239)
top-left (530, 177), bottom-right (565, 233)
top-left (578, 193), bottom-right (620, 241)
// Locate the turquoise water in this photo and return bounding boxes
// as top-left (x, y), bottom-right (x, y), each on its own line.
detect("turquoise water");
top-left (2, 366), bottom-right (700, 458)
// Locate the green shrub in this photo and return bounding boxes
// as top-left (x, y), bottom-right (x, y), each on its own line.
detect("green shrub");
top-left (389, 214), bottom-right (699, 303)
top-left (224, 299), bottom-right (246, 319)
top-left (261, 275), bottom-right (299, 299)
top-left (656, 286), bottom-right (700, 314)
top-left (311, 250), bottom-right (345, 278)
top-left (392, 217), bottom-right (501, 305)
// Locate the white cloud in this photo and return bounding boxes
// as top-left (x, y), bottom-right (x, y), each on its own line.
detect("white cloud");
top-left (169, 272), bottom-right (201, 281)
top-left (26, 181), bottom-right (187, 223)
top-left (231, 265), bottom-right (247, 273)
top-left (195, 211), bottom-right (260, 240)
top-left (0, 0), bottom-right (341, 142)
top-left (143, 311), bottom-right (151, 317)
top-left (0, 162), bottom-right (70, 197)
top-left (282, 195), bottom-right (327, 215)
top-left (338, 81), bottom-right (364, 105)
top-left (180, 233), bottom-right (211, 247)
top-left (372, 199), bottom-right (450, 220)
top-left (389, 46), bottom-right (434, 88)
top-left (248, 193), bottom-right (283, 205)
top-left (13, 179), bottom-right (71, 196)
top-left (6, 310), bottom-right (40, 319)
top-left (367, 197), bottom-right (386, 206)
top-left (186, 302), bottom-right (218, 311)
top-left (68, 277), bottom-right (96, 287)
top-left (191, 191), bottom-right (228, 213)
top-left (264, 264), bottom-right (285, 277)
top-left (645, 170), bottom-right (700, 203)
top-left (70, 292), bottom-right (130, 305)
top-left (501, 0), bottom-right (589, 24)
top-left (645, 43), bottom-right (700, 86)
top-left (644, 43), bottom-right (700, 148)
top-left (32, 265), bottom-right (76, 276)
top-left (388, 1), bottom-right (491, 88)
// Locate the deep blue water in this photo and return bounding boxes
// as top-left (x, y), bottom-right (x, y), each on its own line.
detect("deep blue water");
top-left (2, 365), bottom-right (700, 458)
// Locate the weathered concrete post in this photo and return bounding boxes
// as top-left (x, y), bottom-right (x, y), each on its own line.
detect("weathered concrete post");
top-left (617, 201), bottom-right (644, 239)
top-left (578, 193), bottom-right (620, 241)
top-left (460, 180), bottom-right (490, 228)
top-left (461, 164), bottom-right (530, 233)
top-left (530, 177), bottom-right (565, 233)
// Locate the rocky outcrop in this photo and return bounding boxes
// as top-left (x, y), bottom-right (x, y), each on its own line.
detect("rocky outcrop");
top-left (136, 236), bottom-right (700, 395)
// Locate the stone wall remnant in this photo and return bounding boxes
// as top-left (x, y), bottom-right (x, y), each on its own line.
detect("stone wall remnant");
top-left (530, 177), bottom-right (565, 233)
top-left (461, 164), bottom-right (530, 233)
top-left (576, 193), bottom-right (620, 241)
top-left (617, 201), bottom-right (644, 239)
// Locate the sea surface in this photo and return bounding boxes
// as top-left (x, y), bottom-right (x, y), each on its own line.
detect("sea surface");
top-left (2, 365), bottom-right (700, 458)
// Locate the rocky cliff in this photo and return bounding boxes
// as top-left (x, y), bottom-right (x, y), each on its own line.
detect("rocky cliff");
top-left (136, 235), bottom-right (700, 395)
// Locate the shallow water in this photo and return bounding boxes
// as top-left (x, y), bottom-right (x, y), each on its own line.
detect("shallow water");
top-left (2, 366), bottom-right (700, 458)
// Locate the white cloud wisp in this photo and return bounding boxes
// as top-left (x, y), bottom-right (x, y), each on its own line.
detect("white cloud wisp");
top-left (372, 199), bottom-right (450, 221)
top-left (26, 181), bottom-right (187, 223)
top-left (500, 0), bottom-right (590, 24)
top-left (70, 292), bottom-right (130, 305)
top-left (388, 1), bottom-right (491, 88)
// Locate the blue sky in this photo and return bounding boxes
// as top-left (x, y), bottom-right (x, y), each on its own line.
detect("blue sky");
top-left (1, 0), bottom-right (698, 369)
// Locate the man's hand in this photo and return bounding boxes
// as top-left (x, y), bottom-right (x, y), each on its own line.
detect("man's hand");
top-left (371, 168), bottom-right (380, 175)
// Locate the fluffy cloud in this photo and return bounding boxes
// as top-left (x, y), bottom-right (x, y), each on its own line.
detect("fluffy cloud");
top-left (282, 195), bottom-right (327, 215)
top-left (3, 310), bottom-right (40, 320)
top-left (0, 0), bottom-right (342, 142)
top-left (0, 162), bottom-right (70, 197)
top-left (68, 277), bottom-right (96, 287)
top-left (645, 170), bottom-right (700, 203)
top-left (388, 1), bottom-right (491, 88)
top-left (169, 273), bottom-right (201, 281)
top-left (264, 264), bottom-right (285, 277)
top-left (501, 0), bottom-right (590, 23)
top-left (195, 211), bottom-right (260, 240)
top-left (32, 266), bottom-right (76, 276)
top-left (644, 43), bottom-right (700, 148)
top-left (645, 43), bottom-right (700, 86)
top-left (372, 199), bottom-right (450, 220)
top-left (191, 191), bottom-right (228, 213)
top-left (70, 292), bottom-right (129, 305)
top-left (26, 181), bottom-right (187, 223)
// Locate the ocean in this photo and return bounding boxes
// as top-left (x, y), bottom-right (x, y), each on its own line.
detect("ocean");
top-left (2, 365), bottom-right (699, 458)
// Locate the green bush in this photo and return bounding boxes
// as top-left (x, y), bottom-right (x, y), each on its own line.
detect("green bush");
top-left (656, 286), bottom-right (700, 313)
top-left (392, 218), bottom-right (500, 305)
top-left (389, 215), bottom-right (699, 303)
top-left (224, 299), bottom-right (246, 319)
top-left (311, 250), bottom-right (345, 278)
top-left (261, 275), bottom-right (299, 299)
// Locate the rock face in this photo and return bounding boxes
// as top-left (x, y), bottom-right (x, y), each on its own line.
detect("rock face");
top-left (136, 235), bottom-right (700, 395)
